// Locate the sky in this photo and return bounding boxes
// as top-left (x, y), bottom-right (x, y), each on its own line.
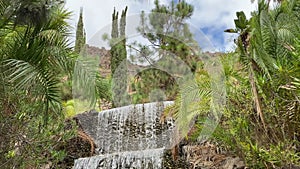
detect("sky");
top-left (65, 0), bottom-right (259, 52)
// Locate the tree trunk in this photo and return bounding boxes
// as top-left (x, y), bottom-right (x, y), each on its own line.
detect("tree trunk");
top-left (249, 64), bottom-right (267, 131)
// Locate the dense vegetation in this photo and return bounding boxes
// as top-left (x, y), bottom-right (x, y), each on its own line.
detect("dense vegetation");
top-left (0, 0), bottom-right (77, 168)
top-left (0, 0), bottom-right (299, 168)
top-left (165, 0), bottom-right (300, 168)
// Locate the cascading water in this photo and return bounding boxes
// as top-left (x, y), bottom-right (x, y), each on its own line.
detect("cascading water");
top-left (73, 101), bottom-right (176, 169)
top-left (73, 148), bottom-right (165, 169)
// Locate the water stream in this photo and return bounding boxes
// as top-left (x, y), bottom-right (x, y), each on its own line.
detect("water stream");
top-left (73, 148), bottom-right (164, 169)
top-left (73, 101), bottom-right (175, 169)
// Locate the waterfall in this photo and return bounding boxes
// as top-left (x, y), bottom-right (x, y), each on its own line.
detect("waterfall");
top-left (73, 148), bottom-right (164, 169)
top-left (73, 101), bottom-right (175, 169)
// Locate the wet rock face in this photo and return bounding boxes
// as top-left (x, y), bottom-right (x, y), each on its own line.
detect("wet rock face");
top-left (74, 148), bottom-right (165, 169)
top-left (75, 102), bottom-right (175, 154)
top-left (75, 110), bottom-right (99, 142)
top-left (73, 102), bottom-right (179, 169)
top-left (96, 102), bottom-right (176, 154)
top-left (73, 148), bottom-right (188, 169)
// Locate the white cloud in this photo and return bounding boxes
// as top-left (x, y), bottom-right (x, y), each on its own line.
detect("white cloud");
top-left (65, 0), bottom-right (258, 51)
top-left (65, 0), bottom-right (151, 45)
top-left (186, 0), bottom-right (257, 51)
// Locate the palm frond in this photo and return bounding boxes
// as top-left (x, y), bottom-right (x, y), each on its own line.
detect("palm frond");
top-left (0, 3), bottom-right (73, 122)
top-left (163, 71), bottom-right (212, 137)
top-left (3, 58), bottom-right (61, 116)
top-left (95, 75), bottom-right (112, 101)
top-left (72, 55), bottom-right (99, 110)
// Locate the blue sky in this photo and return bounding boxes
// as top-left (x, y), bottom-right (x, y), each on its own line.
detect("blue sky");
top-left (65, 0), bottom-right (258, 52)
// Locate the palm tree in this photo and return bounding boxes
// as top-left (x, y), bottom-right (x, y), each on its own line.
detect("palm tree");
top-left (226, 0), bottom-right (300, 131)
top-left (0, 3), bottom-right (73, 120)
top-left (0, 1), bottom-right (75, 168)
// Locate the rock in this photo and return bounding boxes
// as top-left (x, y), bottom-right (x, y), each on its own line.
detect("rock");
top-left (182, 142), bottom-right (246, 169)
top-left (282, 164), bottom-right (300, 169)
top-left (74, 110), bottom-right (99, 142)
top-left (223, 157), bottom-right (245, 169)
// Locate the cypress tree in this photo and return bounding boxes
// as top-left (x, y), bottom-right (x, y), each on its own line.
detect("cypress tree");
top-left (111, 8), bottom-right (119, 74)
top-left (110, 6), bottom-right (129, 107)
top-left (120, 6), bottom-right (128, 69)
top-left (120, 6), bottom-right (127, 40)
top-left (74, 7), bottom-right (86, 54)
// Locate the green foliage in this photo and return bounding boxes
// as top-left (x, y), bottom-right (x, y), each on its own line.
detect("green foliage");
top-left (74, 7), bottom-right (86, 54)
top-left (136, 0), bottom-right (200, 72)
top-left (110, 7), bottom-right (127, 75)
top-left (0, 0), bottom-right (77, 168)
top-left (131, 92), bottom-right (144, 104)
top-left (1, 4), bottom-right (73, 120)
top-left (63, 99), bottom-right (75, 118)
top-left (164, 59), bottom-right (212, 138)
top-left (167, 38), bottom-right (299, 167)
top-left (96, 75), bottom-right (112, 102)
top-left (110, 6), bottom-right (129, 107)
top-left (242, 141), bottom-right (300, 168)
top-left (131, 68), bottom-right (178, 103)
top-left (73, 54), bottom-right (112, 111)
top-left (0, 89), bottom-right (76, 168)
top-left (234, 11), bottom-right (249, 30)
top-left (127, 0), bottom-right (201, 105)
top-left (206, 4), bottom-right (300, 168)
top-left (2, 0), bottom-right (64, 27)
top-left (59, 77), bottom-right (73, 101)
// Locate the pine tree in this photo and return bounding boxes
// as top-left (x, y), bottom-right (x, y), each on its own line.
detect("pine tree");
top-left (137, 0), bottom-right (199, 72)
top-left (74, 7), bottom-right (86, 54)
top-left (128, 0), bottom-right (198, 102)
